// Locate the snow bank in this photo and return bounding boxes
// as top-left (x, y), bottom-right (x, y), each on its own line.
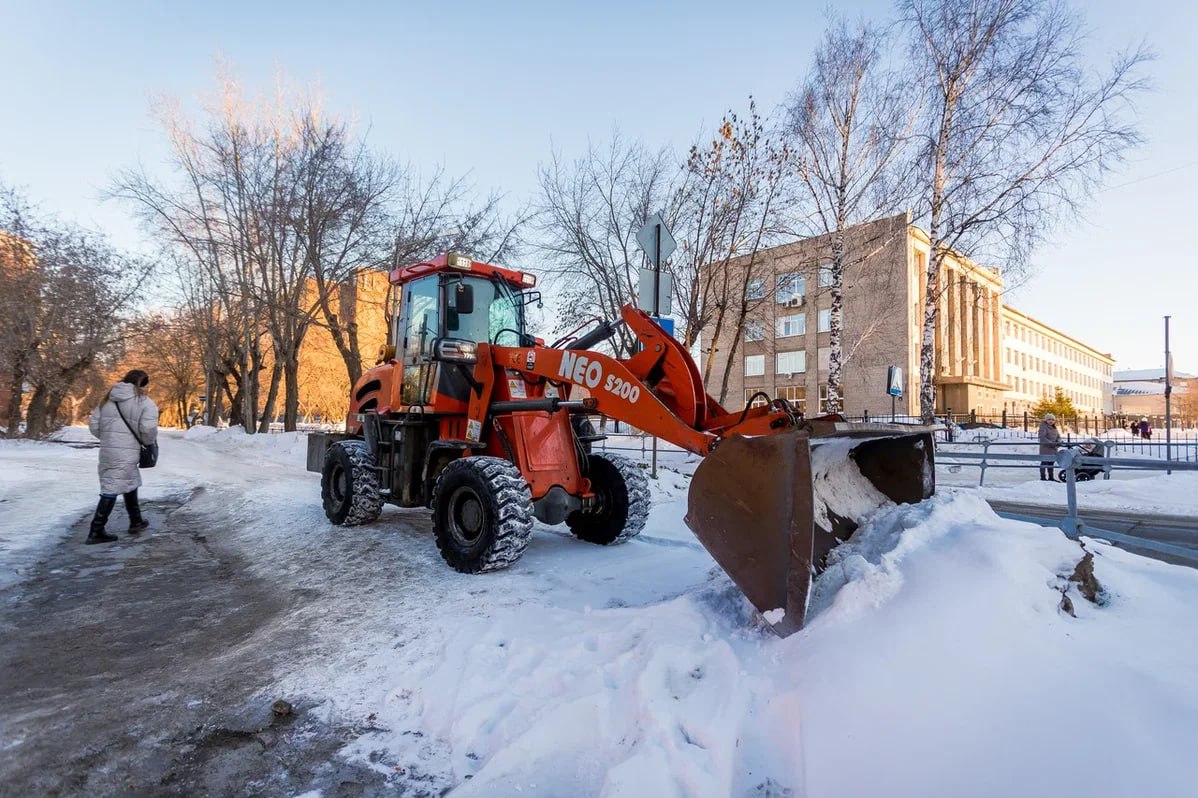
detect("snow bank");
top-left (314, 489), bottom-right (1198, 797)
top-left (980, 470), bottom-right (1198, 515)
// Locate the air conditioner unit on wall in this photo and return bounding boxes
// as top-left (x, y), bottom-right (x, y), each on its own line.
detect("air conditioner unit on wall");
top-left (786, 295), bottom-right (804, 308)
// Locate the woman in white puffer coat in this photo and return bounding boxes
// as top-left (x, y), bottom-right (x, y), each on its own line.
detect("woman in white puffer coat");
top-left (86, 370), bottom-right (159, 544)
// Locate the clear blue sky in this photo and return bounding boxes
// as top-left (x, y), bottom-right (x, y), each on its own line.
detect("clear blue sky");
top-left (1, 0), bottom-right (1193, 373)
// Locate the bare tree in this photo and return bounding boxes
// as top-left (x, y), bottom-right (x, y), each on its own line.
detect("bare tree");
top-left (900, 0), bottom-right (1150, 421)
top-left (127, 311), bottom-right (206, 427)
top-left (1, 182), bottom-right (147, 437)
top-left (783, 16), bottom-right (918, 413)
top-left (534, 133), bottom-right (678, 356)
top-left (687, 103), bottom-right (789, 404)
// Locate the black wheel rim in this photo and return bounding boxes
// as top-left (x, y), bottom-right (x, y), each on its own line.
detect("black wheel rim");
top-left (448, 486), bottom-right (486, 546)
top-left (330, 463), bottom-right (348, 504)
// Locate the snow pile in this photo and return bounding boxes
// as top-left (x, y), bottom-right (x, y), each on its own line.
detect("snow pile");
top-left (172, 426), bottom-right (308, 466)
top-left (810, 437), bottom-right (894, 531)
top-left (301, 488), bottom-right (1198, 797)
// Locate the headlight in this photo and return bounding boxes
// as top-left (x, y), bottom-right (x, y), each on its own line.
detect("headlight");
top-left (433, 338), bottom-right (478, 364)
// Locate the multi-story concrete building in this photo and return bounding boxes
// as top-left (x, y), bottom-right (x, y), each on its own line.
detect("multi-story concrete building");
top-left (700, 213), bottom-right (1115, 418)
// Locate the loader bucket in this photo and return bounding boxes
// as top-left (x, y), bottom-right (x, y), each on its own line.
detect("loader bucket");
top-left (685, 424), bottom-right (936, 637)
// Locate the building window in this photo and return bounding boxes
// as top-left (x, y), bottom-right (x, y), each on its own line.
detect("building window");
top-left (777, 313), bottom-right (806, 338)
top-left (744, 354), bottom-right (765, 377)
top-left (818, 265), bottom-right (834, 288)
top-left (818, 308), bottom-right (833, 333)
top-left (744, 320), bottom-right (765, 342)
top-left (744, 388), bottom-right (769, 408)
top-left (776, 350), bottom-right (806, 375)
top-left (776, 272), bottom-right (805, 303)
top-left (819, 384), bottom-right (831, 413)
top-left (776, 384), bottom-right (807, 413)
top-left (745, 278), bottom-right (765, 301)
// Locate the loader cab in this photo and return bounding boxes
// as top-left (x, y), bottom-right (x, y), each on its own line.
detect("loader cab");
top-left (395, 272), bottom-right (531, 407)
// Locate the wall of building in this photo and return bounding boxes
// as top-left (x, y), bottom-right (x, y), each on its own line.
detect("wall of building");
top-left (1000, 306), bottom-right (1114, 414)
top-left (701, 214), bottom-right (916, 418)
top-left (699, 215), bottom-right (1116, 420)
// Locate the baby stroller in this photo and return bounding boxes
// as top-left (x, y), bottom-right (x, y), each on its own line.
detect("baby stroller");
top-left (1062, 438), bottom-right (1106, 481)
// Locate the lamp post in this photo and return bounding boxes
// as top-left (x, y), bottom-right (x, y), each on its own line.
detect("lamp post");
top-left (1165, 315), bottom-right (1172, 474)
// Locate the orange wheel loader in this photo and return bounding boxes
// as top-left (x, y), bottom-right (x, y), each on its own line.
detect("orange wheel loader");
top-left (306, 253), bottom-right (937, 635)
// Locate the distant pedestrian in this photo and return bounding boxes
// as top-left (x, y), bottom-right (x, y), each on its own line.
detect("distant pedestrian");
top-left (1038, 413), bottom-right (1061, 481)
top-left (1139, 417), bottom-right (1152, 440)
top-left (1127, 419), bottom-right (1138, 438)
top-left (86, 370), bottom-right (159, 544)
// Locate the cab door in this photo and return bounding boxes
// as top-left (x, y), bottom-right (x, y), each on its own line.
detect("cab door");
top-left (399, 276), bottom-right (441, 406)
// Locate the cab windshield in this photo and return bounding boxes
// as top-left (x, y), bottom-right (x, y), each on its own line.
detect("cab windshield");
top-left (446, 276), bottom-right (525, 346)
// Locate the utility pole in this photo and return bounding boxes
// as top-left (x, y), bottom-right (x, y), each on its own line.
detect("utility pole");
top-left (1165, 315), bottom-right (1172, 474)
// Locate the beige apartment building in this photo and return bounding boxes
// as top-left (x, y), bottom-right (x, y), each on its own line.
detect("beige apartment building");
top-left (701, 213), bottom-right (1115, 419)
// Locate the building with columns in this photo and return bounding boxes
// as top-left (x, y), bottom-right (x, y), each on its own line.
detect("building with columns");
top-left (700, 213), bottom-right (1114, 418)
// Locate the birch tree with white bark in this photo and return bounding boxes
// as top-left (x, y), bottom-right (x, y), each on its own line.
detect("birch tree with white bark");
top-left (899, 0), bottom-right (1150, 422)
top-left (783, 16), bottom-right (918, 414)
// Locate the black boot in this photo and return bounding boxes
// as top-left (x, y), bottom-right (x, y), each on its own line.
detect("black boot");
top-left (124, 490), bottom-right (149, 534)
top-left (86, 496), bottom-right (119, 544)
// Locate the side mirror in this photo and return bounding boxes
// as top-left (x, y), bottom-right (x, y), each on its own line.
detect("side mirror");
top-left (432, 337), bottom-right (478, 364)
top-left (451, 282), bottom-right (475, 315)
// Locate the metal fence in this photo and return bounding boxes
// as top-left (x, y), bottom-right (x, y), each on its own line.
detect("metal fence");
top-left (937, 438), bottom-right (1198, 486)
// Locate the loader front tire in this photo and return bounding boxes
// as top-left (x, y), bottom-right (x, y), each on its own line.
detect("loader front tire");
top-left (322, 440), bottom-right (383, 526)
top-left (567, 453), bottom-right (649, 545)
top-left (432, 457), bottom-right (534, 573)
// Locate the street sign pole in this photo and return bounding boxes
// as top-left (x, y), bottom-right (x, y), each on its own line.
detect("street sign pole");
top-left (655, 223), bottom-right (663, 316)
top-left (636, 213), bottom-right (677, 482)
top-left (654, 221), bottom-right (664, 480)
top-left (1165, 315), bottom-right (1172, 475)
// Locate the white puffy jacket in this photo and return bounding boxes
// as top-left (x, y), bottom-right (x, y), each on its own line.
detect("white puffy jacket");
top-left (88, 382), bottom-right (159, 495)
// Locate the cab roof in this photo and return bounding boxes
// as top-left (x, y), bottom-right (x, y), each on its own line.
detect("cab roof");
top-left (389, 252), bottom-right (536, 288)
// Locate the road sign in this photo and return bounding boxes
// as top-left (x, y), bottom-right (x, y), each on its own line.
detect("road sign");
top-left (887, 366), bottom-right (903, 397)
top-left (638, 269), bottom-right (673, 315)
top-left (652, 316), bottom-right (675, 338)
top-left (635, 213), bottom-right (676, 267)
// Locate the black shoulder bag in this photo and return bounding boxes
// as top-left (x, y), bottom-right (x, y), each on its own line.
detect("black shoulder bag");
top-left (114, 401), bottom-right (159, 469)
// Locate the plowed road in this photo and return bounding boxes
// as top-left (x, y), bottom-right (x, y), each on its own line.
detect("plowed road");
top-left (988, 500), bottom-right (1198, 568)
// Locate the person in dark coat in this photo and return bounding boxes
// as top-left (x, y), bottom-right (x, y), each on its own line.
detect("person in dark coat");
top-left (1139, 417), bottom-right (1152, 440)
top-left (1038, 413), bottom-right (1061, 481)
top-left (86, 370), bottom-right (159, 544)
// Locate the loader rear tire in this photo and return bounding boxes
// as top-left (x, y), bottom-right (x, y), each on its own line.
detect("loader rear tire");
top-left (322, 440), bottom-right (383, 526)
top-left (567, 453), bottom-right (649, 545)
top-left (432, 457), bottom-right (534, 573)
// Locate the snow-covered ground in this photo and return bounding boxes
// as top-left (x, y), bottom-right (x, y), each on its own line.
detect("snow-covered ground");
top-left (3, 427), bottom-right (1198, 796)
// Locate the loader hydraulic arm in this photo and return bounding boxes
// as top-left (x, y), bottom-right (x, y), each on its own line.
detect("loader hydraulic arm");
top-left (468, 303), bottom-right (801, 452)
top-left (470, 339), bottom-right (719, 454)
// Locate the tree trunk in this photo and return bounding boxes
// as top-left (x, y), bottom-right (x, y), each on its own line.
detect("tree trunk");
top-left (225, 373), bottom-right (243, 430)
top-left (701, 299), bottom-right (729, 386)
top-left (23, 384), bottom-right (50, 439)
top-left (45, 388), bottom-right (68, 430)
top-left (258, 362), bottom-right (282, 433)
top-left (3, 365), bottom-right (25, 438)
top-left (825, 230), bottom-right (846, 414)
top-left (717, 307), bottom-right (749, 407)
top-left (283, 354), bottom-right (300, 432)
top-left (920, 102), bottom-right (953, 423)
